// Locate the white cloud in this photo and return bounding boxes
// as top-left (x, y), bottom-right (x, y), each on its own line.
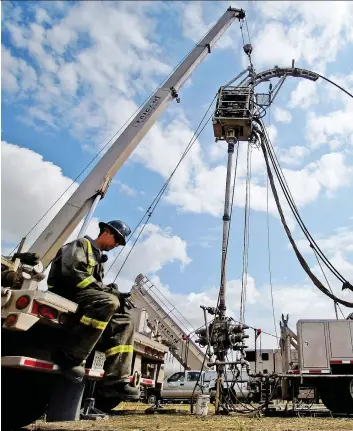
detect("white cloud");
top-left (115, 181), bottom-right (144, 197)
top-left (282, 151), bottom-right (352, 205)
top-left (251, 21), bottom-right (300, 69)
top-left (1, 141), bottom-right (192, 302)
top-left (297, 225), bottom-right (353, 256)
top-left (274, 107), bottom-right (292, 124)
top-left (35, 8), bottom-right (52, 24)
top-left (305, 73), bottom-right (353, 150)
top-left (2, 1), bottom-right (172, 146)
top-left (254, 1), bottom-right (353, 71)
top-left (207, 140), bottom-right (227, 163)
top-left (1, 46), bottom-right (38, 94)
top-left (272, 283), bottom-right (340, 320)
top-left (267, 124), bottom-right (278, 144)
top-left (307, 152), bottom-right (352, 192)
top-left (58, 62), bottom-right (79, 94)
top-left (1, 141), bottom-right (78, 248)
top-left (39, 219), bottom-right (191, 294)
top-left (4, 140), bottom-right (350, 349)
top-left (180, 1), bottom-right (237, 51)
top-left (3, 2), bottom-right (351, 226)
top-left (278, 146), bottom-right (310, 166)
top-left (289, 226), bottom-right (353, 319)
top-left (101, 224), bottom-right (192, 295)
top-left (180, 2), bottom-right (208, 45)
top-left (5, 22), bottom-right (28, 48)
top-left (133, 110), bottom-right (352, 220)
top-left (306, 108), bottom-right (353, 150)
top-left (289, 79), bottom-right (319, 110)
top-left (3, 1), bottom-right (353, 359)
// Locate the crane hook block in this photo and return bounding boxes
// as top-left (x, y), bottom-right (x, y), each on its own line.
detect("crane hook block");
top-left (243, 44), bottom-right (253, 56)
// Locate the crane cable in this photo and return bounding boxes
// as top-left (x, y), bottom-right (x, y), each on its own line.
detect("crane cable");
top-left (105, 94), bottom-right (218, 279)
top-left (257, 126), bottom-right (353, 308)
top-left (240, 144), bottom-right (252, 323)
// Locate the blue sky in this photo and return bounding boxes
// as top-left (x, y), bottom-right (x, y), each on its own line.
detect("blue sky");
top-left (1, 1), bottom-right (353, 349)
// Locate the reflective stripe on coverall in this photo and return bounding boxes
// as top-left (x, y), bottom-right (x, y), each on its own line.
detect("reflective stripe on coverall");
top-left (47, 237), bottom-right (134, 385)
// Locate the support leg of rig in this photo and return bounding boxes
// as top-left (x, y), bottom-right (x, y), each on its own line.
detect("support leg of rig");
top-left (215, 376), bottom-right (222, 414)
top-left (80, 380), bottom-right (107, 420)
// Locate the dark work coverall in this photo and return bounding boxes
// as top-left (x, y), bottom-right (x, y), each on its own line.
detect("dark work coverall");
top-left (47, 236), bottom-right (135, 395)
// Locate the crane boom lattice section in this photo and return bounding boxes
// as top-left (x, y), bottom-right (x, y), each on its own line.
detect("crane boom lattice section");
top-left (130, 274), bottom-right (207, 370)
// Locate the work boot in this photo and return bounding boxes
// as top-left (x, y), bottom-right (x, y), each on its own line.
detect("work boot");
top-left (51, 350), bottom-right (86, 384)
top-left (95, 382), bottom-right (140, 412)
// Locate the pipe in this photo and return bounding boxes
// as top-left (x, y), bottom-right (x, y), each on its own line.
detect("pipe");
top-left (219, 140), bottom-right (236, 314)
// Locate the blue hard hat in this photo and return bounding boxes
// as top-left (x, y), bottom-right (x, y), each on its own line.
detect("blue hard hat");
top-left (99, 220), bottom-right (131, 246)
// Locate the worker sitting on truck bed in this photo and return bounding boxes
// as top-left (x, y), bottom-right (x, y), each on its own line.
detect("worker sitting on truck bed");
top-left (47, 220), bottom-right (139, 411)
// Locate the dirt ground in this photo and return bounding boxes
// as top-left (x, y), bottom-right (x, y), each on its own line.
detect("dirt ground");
top-left (29, 402), bottom-right (353, 431)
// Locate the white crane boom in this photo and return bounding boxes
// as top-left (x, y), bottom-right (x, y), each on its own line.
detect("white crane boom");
top-left (28, 7), bottom-right (245, 268)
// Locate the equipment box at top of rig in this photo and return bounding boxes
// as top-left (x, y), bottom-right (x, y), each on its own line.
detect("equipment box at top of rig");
top-left (297, 319), bottom-right (353, 371)
top-left (212, 86), bottom-right (253, 142)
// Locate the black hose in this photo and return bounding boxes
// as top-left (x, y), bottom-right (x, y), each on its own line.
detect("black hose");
top-left (258, 119), bottom-right (348, 285)
top-left (257, 128), bottom-right (353, 308)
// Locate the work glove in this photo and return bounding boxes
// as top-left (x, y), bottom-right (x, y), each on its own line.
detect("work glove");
top-left (106, 283), bottom-right (131, 313)
top-left (106, 282), bottom-right (120, 297)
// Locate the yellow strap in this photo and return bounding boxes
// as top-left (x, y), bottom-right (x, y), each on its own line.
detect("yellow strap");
top-left (105, 345), bottom-right (134, 357)
top-left (80, 315), bottom-right (108, 330)
top-left (83, 238), bottom-right (96, 275)
top-left (77, 275), bottom-right (95, 289)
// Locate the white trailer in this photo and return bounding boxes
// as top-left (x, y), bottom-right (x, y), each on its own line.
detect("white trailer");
top-left (279, 316), bottom-right (353, 413)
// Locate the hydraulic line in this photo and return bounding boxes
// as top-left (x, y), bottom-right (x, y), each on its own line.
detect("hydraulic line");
top-left (257, 118), bottom-right (350, 287)
top-left (265, 132), bottom-right (353, 291)
top-left (258, 130), bottom-right (353, 308)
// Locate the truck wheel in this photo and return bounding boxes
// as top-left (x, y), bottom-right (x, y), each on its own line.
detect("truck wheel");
top-left (1, 368), bottom-right (52, 430)
top-left (147, 394), bottom-right (157, 404)
top-left (319, 379), bottom-right (353, 414)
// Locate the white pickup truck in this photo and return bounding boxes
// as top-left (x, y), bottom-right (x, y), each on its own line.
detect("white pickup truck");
top-left (161, 370), bottom-right (203, 402)
top-left (158, 369), bottom-right (251, 404)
